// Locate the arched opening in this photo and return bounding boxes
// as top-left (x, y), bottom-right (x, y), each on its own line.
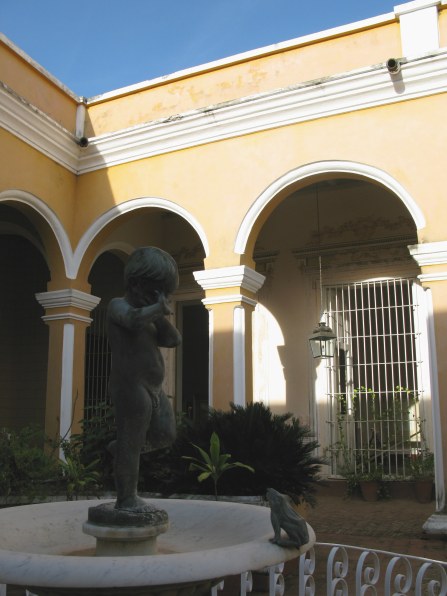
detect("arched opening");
top-left (85, 207), bottom-right (208, 423)
top-left (251, 176), bottom-right (428, 480)
top-left (0, 204), bottom-right (50, 430)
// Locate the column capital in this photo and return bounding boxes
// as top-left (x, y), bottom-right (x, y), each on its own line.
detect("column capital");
top-left (194, 265), bottom-right (265, 293)
top-left (409, 242), bottom-right (447, 282)
top-left (35, 288), bottom-right (101, 323)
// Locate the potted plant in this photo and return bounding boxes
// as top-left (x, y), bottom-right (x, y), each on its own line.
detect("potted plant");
top-left (357, 466), bottom-right (383, 502)
top-left (410, 451), bottom-right (434, 503)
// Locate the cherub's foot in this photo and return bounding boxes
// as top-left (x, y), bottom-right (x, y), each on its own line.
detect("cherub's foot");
top-left (115, 495), bottom-right (149, 512)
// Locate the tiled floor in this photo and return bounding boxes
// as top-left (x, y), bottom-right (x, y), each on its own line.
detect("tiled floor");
top-left (265, 488), bottom-right (446, 595)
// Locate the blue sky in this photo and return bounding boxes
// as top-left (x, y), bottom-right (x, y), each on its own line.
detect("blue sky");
top-left (1, 1), bottom-right (394, 98)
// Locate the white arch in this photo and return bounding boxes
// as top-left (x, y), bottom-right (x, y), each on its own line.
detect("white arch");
top-left (0, 189), bottom-right (73, 277)
top-left (73, 197), bottom-right (210, 279)
top-left (234, 161), bottom-right (426, 255)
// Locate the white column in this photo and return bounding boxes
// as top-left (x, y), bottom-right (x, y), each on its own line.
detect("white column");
top-left (60, 322), bottom-right (75, 442)
top-left (233, 306), bottom-right (246, 406)
top-left (35, 288), bottom-right (101, 441)
top-left (425, 289), bottom-right (445, 511)
top-left (194, 266), bottom-right (265, 408)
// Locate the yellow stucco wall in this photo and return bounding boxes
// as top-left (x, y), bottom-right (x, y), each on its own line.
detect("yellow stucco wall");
top-left (0, 38), bottom-right (78, 132)
top-left (2, 2), bottom-right (447, 486)
top-left (84, 22), bottom-right (399, 136)
top-left (0, 128), bottom-right (77, 241)
top-left (74, 91), bottom-right (445, 271)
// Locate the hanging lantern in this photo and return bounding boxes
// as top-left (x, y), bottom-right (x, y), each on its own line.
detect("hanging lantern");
top-left (308, 184), bottom-right (336, 359)
top-left (308, 321), bottom-right (336, 359)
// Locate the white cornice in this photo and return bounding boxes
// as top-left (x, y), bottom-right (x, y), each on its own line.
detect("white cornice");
top-left (41, 312), bottom-right (94, 323)
top-left (202, 294), bottom-right (258, 307)
top-left (2, 51), bottom-right (447, 175)
top-left (35, 289), bottom-right (101, 312)
top-left (418, 272), bottom-right (447, 282)
top-left (409, 241), bottom-right (447, 265)
top-left (194, 266), bottom-right (265, 293)
top-left (0, 81), bottom-right (80, 173)
top-left (394, 0), bottom-right (441, 16)
top-left (78, 51), bottom-right (447, 173)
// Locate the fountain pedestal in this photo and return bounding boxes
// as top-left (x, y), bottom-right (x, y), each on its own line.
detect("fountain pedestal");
top-left (83, 501), bottom-right (169, 556)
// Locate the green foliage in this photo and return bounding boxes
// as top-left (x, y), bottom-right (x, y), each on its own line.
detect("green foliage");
top-left (71, 400), bottom-right (116, 490)
top-left (145, 402), bottom-right (325, 504)
top-left (328, 386), bottom-right (428, 482)
top-left (0, 426), bottom-right (59, 502)
top-left (410, 451), bottom-right (434, 480)
top-left (0, 421), bottom-right (105, 502)
top-left (182, 432), bottom-right (254, 499)
top-left (58, 439), bottom-right (102, 500)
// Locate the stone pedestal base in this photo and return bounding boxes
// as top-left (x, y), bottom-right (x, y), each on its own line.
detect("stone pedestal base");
top-left (423, 513), bottom-right (447, 537)
top-left (83, 501), bottom-right (169, 556)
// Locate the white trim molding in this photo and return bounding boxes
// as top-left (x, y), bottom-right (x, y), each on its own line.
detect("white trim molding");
top-left (409, 241), bottom-right (447, 266)
top-left (202, 294), bottom-right (258, 307)
top-left (78, 51), bottom-right (447, 174)
top-left (236, 161), bottom-right (426, 255)
top-left (0, 189), bottom-right (74, 280)
top-left (40, 312), bottom-right (94, 324)
top-left (418, 272), bottom-right (447, 282)
top-left (35, 289), bottom-right (101, 323)
top-left (73, 197), bottom-right (210, 278)
top-left (35, 288), bottom-right (101, 312)
top-left (194, 266), bottom-right (265, 294)
top-left (3, 50), bottom-right (447, 175)
top-left (0, 81), bottom-right (80, 173)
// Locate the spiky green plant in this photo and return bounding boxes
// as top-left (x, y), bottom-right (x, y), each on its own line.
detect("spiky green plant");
top-left (182, 432), bottom-right (254, 499)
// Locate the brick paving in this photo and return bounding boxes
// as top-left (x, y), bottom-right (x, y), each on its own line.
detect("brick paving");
top-left (274, 488), bottom-right (447, 595)
top-left (306, 490), bottom-right (447, 560)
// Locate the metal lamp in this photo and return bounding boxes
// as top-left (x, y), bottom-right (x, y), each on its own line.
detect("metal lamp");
top-left (308, 183), bottom-right (337, 359)
top-left (309, 321), bottom-right (336, 359)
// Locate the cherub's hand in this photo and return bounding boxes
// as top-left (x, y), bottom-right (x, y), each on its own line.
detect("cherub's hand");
top-left (156, 291), bottom-right (172, 315)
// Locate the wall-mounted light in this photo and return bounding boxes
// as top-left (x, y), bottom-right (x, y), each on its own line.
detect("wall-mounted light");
top-left (308, 184), bottom-right (337, 359)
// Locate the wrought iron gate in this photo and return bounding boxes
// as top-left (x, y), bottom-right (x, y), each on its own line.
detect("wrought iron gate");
top-left (324, 278), bottom-right (430, 479)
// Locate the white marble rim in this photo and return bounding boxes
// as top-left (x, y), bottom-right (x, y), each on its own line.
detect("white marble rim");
top-left (0, 498), bottom-right (315, 588)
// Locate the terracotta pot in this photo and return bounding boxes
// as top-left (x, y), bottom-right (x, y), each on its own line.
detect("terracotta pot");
top-left (359, 480), bottom-right (379, 502)
top-left (414, 479), bottom-right (433, 503)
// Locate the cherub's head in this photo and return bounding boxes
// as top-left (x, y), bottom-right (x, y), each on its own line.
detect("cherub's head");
top-left (124, 247), bottom-right (179, 305)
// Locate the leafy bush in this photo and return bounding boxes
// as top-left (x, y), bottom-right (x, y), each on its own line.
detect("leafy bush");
top-left (142, 402), bottom-right (325, 504)
top-left (71, 401), bottom-right (116, 491)
top-left (0, 420), bottom-right (106, 502)
top-left (0, 426), bottom-right (59, 502)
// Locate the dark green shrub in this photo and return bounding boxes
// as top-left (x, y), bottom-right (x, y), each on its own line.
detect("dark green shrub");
top-left (0, 426), bottom-right (59, 502)
top-left (58, 439), bottom-right (102, 500)
top-left (71, 400), bottom-right (116, 490)
top-left (141, 402), bottom-right (325, 504)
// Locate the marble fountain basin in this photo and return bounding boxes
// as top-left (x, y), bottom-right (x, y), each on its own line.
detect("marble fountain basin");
top-left (0, 498), bottom-right (315, 595)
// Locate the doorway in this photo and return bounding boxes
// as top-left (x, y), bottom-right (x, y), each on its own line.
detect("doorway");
top-left (178, 301), bottom-right (209, 422)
